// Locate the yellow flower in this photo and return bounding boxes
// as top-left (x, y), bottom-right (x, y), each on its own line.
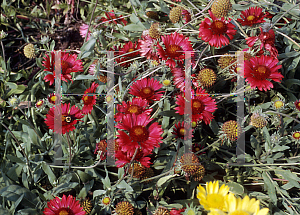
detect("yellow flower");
top-left (197, 180), bottom-right (230, 211)
top-left (208, 193), bottom-right (269, 215)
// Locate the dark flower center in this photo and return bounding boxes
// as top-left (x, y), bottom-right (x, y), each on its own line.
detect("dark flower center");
top-left (192, 99), bottom-right (205, 114)
top-left (62, 115), bottom-right (75, 123)
top-left (166, 44), bottom-right (182, 58)
top-left (140, 87), bottom-right (154, 99)
top-left (211, 20), bottom-right (227, 35)
top-left (253, 65), bottom-right (271, 80)
top-left (179, 128), bottom-right (186, 136)
top-left (61, 61), bottom-right (71, 72)
top-left (247, 15), bottom-right (256, 21)
top-left (83, 95), bottom-right (94, 104)
top-left (130, 125), bottom-right (149, 142)
top-left (126, 105), bottom-right (142, 114)
top-left (57, 208), bottom-right (74, 215)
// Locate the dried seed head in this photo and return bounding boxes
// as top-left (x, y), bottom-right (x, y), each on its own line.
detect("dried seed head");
top-left (128, 163), bottom-right (146, 179)
top-left (180, 153), bottom-right (200, 175)
top-left (80, 199), bottom-right (93, 214)
top-left (146, 11), bottom-right (159, 20)
top-left (23, 43), bottom-right (36, 59)
top-left (198, 68), bottom-right (217, 88)
top-left (193, 164), bottom-right (205, 181)
top-left (222, 120), bottom-right (242, 141)
top-left (153, 206), bottom-right (170, 215)
top-left (140, 167), bottom-right (154, 184)
top-left (149, 23), bottom-right (161, 39)
top-left (115, 201), bottom-right (134, 215)
top-left (169, 7), bottom-right (183, 23)
top-left (250, 113), bottom-right (267, 128)
top-left (211, 0), bottom-right (232, 18)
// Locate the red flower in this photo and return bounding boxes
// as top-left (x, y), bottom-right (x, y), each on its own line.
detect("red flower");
top-left (182, 10), bottom-right (191, 24)
top-left (82, 82), bottom-right (99, 114)
top-left (237, 7), bottom-right (266, 26)
top-left (129, 78), bottom-right (164, 103)
top-left (171, 65), bottom-right (185, 92)
top-left (295, 100), bottom-right (300, 111)
top-left (116, 41), bottom-right (139, 67)
top-left (198, 10), bottom-right (236, 48)
top-left (138, 34), bottom-right (159, 62)
top-left (43, 51), bottom-right (83, 85)
top-left (115, 97), bottom-right (152, 122)
top-left (243, 55), bottom-right (283, 91)
top-left (170, 208), bottom-right (185, 215)
top-left (45, 103), bottom-right (84, 134)
top-left (43, 195), bottom-right (86, 215)
top-left (246, 27), bottom-right (278, 57)
top-left (47, 93), bottom-right (57, 105)
top-left (99, 10), bottom-right (128, 25)
top-left (172, 121), bottom-right (194, 140)
top-left (115, 149), bottom-right (152, 168)
top-left (156, 32), bottom-right (194, 68)
top-left (79, 23), bottom-right (91, 41)
top-left (175, 88), bottom-right (217, 124)
top-left (115, 113), bottom-right (163, 156)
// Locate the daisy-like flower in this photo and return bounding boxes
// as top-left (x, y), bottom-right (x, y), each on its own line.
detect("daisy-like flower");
top-left (129, 78), bottom-right (164, 103)
top-left (208, 193), bottom-right (269, 215)
top-left (291, 131), bottom-right (300, 142)
top-left (175, 88), bottom-right (217, 124)
top-left (115, 97), bottom-right (152, 122)
top-left (43, 51), bottom-right (83, 86)
top-left (273, 99), bottom-right (285, 110)
top-left (138, 34), bottom-right (159, 62)
top-left (115, 148), bottom-right (152, 168)
top-left (171, 66), bottom-right (186, 92)
top-left (197, 181), bottom-right (230, 212)
top-left (79, 23), bottom-right (91, 41)
top-left (246, 27), bottom-right (278, 57)
top-left (294, 100), bottom-right (300, 111)
top-left (81, 82), bottom-right (99, 114)
top-left (35, 99), bottom-right (45, 110)
top-left (47, 93), bottom-right (57, 105)
top-left (43, 194), bottom-right (86, 215)
top-left (116, 41), bottom-right (139, 67)
top-left (237, 7), bottom-right (266, 26)
top-left (243, 55), bottom-right (283, 91)
top-left (172, 121), bottom-right (194, 140)
top-left (45, 103), bottom-right (84, 134)
top-left (156, 32), bottom-right (194, 68)
top-left (116, 113), bottom-right (163, 156)
top-left (198, 10), bottom-right (236, 48)
top-left (7, 95), bottom-right (20, 108)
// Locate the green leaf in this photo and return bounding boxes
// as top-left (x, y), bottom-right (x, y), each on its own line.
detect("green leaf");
top-left (93, 189), bottom-right (106, 198)
top-left (227, 181), bottom-right (244, 195)
top-left (116, 180), bottom-right (133, 192)
top-left (157, 174), bottom-right (177, 187)
top-left (262, 127), bottom-right (271, 152)
top-left (284, 79), bottom-right (300, 88)
top-left (0, 185), bottom-right (38, 207)
top-left (271, 145), bottom-right (290, 152)
top-left (77, 170), bottom-right (92, 183)
top-left (158, 110), bottom-right (178, 117)
top-left (41, 162), bottom-right (57, 186)
top-left (278, 51), bottom-right (300, 59)
top-left (79, 37), bottom-right (96, 59)
top-left (75, 75), bottom-right (98, 80)
top-left (7, 85), bottom-right (26, 97)
top-left (123, 23), bottom-right (146, 31)
top-left (262, 172), bottom-right (277, 204)
top-left (7, 154), bottom-right (25, 164)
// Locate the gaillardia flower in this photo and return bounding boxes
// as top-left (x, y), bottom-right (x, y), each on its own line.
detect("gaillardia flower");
top-left (43, 51), bottom-right (83, 85)
top-left (156, 32), bottom-right (194, 67)
top-left (115, 97), bottom-right (152, 122)
top-left (43, 195), bottom-right (86, 215)
top-left (138, 33), bottom-right (159, 62)
top-left (172, 121), bottom-right (193, 140)
top-left (129, 78), bottom-right (164, 103)
top-left (175, 88), bottom-right (217, 124)
top-left (81, 82), bottom-right (99, 114)
top-left (115, 113), bottom-right (163, 156)
top-left (171, 66), bottom-right (186, 92)
top-left (79, 23), bottom-right (91, 41)
top-left (198, 10), bottom-right (236, 48)
top-left (243, 55), bottom-right (283, 91)
top-left (237, 7), bottom-right (266, 26)
top-left (197, 181), bottom-right (230, 212)
top-left (45, 103), bottom-right (84, 134)
top-left (246, 27), bottom-right (278, 57)
top-left (114, 201), bottom-right (134, 215)
top-left (294, 99), bottom-right (300, 111)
